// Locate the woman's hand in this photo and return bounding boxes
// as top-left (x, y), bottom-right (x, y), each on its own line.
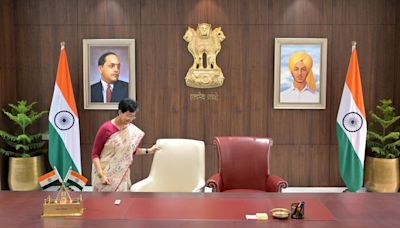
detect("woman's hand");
top-left (149, 145), bottom-right (161, 154)
top-left (140, 145), bottom-right (161, 155)
top-left (100, 174), bottom-right (111, 185)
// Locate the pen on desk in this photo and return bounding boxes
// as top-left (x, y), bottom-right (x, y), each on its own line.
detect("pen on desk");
top-left (296, 201), bottom-right (302, 213)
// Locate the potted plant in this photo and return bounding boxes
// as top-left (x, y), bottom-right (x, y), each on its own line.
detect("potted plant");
top-left (0, 100), bottom-right (48, 190)
top-left (364, 99), bottom-right (400, 192)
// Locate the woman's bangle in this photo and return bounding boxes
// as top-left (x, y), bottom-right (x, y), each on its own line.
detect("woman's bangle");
top-left (97, 172), bottom-right (104, 178)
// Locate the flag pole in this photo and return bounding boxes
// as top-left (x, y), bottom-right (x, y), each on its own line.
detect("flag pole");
top-left (60, 41), bottom-right (65, 50)
top-left (352, 41), bottom-right (357, 51)
top-left (63, 166), bottom-right (73, 183)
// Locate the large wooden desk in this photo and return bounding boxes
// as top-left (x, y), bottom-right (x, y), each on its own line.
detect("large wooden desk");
top-left (0, 191), bottom-right (399, 227)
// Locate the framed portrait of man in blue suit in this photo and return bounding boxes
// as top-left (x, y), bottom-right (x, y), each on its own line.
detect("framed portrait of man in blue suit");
top-left (83, 39), bottom-right (136, 110)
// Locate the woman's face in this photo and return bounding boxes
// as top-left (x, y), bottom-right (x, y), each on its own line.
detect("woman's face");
top-left (119, 111), bottom-right (136, 124)
top-left (291, 61), bottom-right (309, 84)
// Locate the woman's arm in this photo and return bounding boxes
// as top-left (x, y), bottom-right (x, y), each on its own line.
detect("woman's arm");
top-left (137, 145), bottom-right (160, 155)
top-left (92, 157), bottom-right (111, 185)
top-left (91, 121), bottom-right (117, 185)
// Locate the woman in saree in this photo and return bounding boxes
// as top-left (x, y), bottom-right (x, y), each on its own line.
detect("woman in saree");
top-left (91, 98), bottom-right (159, 192)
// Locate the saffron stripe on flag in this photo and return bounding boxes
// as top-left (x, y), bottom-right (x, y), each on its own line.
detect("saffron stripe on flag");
top-left (38, 170), bottom-right (56, 182)
top-left (71, 170), bottom-right (88, 184)
top-left (55, 48), bottom-right (78, 117)
top-left (345, 49), bottom-right (366, 117)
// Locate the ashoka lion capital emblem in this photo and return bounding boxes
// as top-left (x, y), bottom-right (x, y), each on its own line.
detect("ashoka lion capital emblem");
top-left (183, 23), bottom-right (225, 88)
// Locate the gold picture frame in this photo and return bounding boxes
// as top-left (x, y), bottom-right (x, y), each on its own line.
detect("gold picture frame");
top-left (273, 38), bottom-right (327, 109)
top-left (83, 39), bottom-right (136, 110)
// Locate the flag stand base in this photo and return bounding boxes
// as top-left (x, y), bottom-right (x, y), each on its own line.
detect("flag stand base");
top-left (42, 186), bottom-right (84, 217)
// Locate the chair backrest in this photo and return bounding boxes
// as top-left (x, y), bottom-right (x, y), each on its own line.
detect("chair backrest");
top-left (145, 138), bottom-right (205, 192)
top-left (215, 136), bottom-right (273, 191)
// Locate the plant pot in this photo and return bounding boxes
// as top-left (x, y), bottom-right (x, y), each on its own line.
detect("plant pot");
top-left (364, 156), bottom-right (400, 192)
top-left (8, 155), bottom-right (45, 191)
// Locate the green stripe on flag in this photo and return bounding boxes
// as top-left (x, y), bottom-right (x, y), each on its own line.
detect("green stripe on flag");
top-left (49, 123), bottom-right (78, 179)
top-left (336, 122), bottom-right (363, 192)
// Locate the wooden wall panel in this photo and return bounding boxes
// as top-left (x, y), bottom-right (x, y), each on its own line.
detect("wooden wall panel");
top-left (106, 0), bottom-right (141, 25)
top-left (78, 0), bottom-right (141, 25)
top-left (269, 145), bottom-right (306, 186)
top-left (0, 0), bottom-right (17, 190)
top-left (270, 145), bottom-right (331, 187)
top-left (15, 0), bottom-right (78, 25)
top-left (395, 25), bottom-right (400, 111)
top-left (77, 0), bottom-right (107, 25)
top-left (268, 0), bottom-right (333, 24)
top-left (140, 0), bottom-right (268, 25)
top-left (332, 0), bottom-right (397, 25)
top-left (328, 145), bottom-right (344, 186)
top-left (204, 25), bottom-right (270, 143)
top-left (370, 26), bottom-right (396, 102)
top-left (80, 144), bottom-right (93, 184)
top-left (0, 1), bottom-right (16, 69)
top-left (3, 0), bottom-right (400, 189)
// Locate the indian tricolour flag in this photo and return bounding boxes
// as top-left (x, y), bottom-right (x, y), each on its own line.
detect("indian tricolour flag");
top-left (64, 168), bottom-right (88, 191)
top-left (38, 169), bottom-right (62, 189)
top-left (336, 46), bottom-right (367, 192)
top-left (49, 43), bottom-right (81, 179)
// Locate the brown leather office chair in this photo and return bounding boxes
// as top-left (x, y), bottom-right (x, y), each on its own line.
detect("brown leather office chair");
top-left (206, 136), bottom-right (288, 192)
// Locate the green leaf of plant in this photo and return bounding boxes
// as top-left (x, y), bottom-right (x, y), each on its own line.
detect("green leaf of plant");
top-left (1, 100), bottom-right (48, 157)
top-left (16, 134), bottom-right (32, 143)
top-left (367, 130), bottom-right (384, 143)
top-left (0, 130), bottom-right (18, 142)
top-left (0, 148), bottom-right (17, 156)
top-left (27, 141), bottom-right (46, 150)
top-left (15, 144), bottom-right (29, 151)
top-left (367, 99), bottom-right (400, 158)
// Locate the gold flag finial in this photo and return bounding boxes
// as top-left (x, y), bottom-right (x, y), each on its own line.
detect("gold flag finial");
top-left (352, 41), bottom-right (357, 51)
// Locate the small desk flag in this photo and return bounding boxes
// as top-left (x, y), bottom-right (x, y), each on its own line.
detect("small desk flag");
top-left (65, 169), bottom-right (88, 191)
top-left (38, 167), bottom-right (63, 189)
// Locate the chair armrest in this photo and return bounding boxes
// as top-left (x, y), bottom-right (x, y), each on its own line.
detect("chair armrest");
top-left (192, 180), bottom-right (206, 192)
top-left (130, 177), bottom-right (153, 192)
top-left (206, 173), bottom-right (222, 192)
top-left (265, 175), bottom-right (288, 192)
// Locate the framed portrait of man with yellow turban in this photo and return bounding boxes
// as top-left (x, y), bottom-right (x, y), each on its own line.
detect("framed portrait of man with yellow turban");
top-left (273, 38), bottom-right (327, 109)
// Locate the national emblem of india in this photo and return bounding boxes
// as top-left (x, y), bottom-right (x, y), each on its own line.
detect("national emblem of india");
top-left (183, 23), bottom-right (225, 88)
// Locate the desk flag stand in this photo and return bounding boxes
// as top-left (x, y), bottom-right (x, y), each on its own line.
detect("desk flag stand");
top-left (39, 167), bottom-right (86, 217)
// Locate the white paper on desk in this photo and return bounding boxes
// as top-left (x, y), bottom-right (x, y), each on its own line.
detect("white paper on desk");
top-left (245, 214), bottom-right (258, 220)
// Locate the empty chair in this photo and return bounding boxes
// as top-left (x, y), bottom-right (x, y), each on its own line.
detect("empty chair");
top-left (206, 136), bottom-right (288, 192)
top-left (131, 138), bottom-right (205, 192)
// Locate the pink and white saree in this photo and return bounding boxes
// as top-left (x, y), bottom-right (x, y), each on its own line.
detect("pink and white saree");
top-left (92, 124), bottom-right (144, 192)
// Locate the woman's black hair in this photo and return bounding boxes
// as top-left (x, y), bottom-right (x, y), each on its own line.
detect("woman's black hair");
top-left (118, 98), bottom-right (138, 114)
